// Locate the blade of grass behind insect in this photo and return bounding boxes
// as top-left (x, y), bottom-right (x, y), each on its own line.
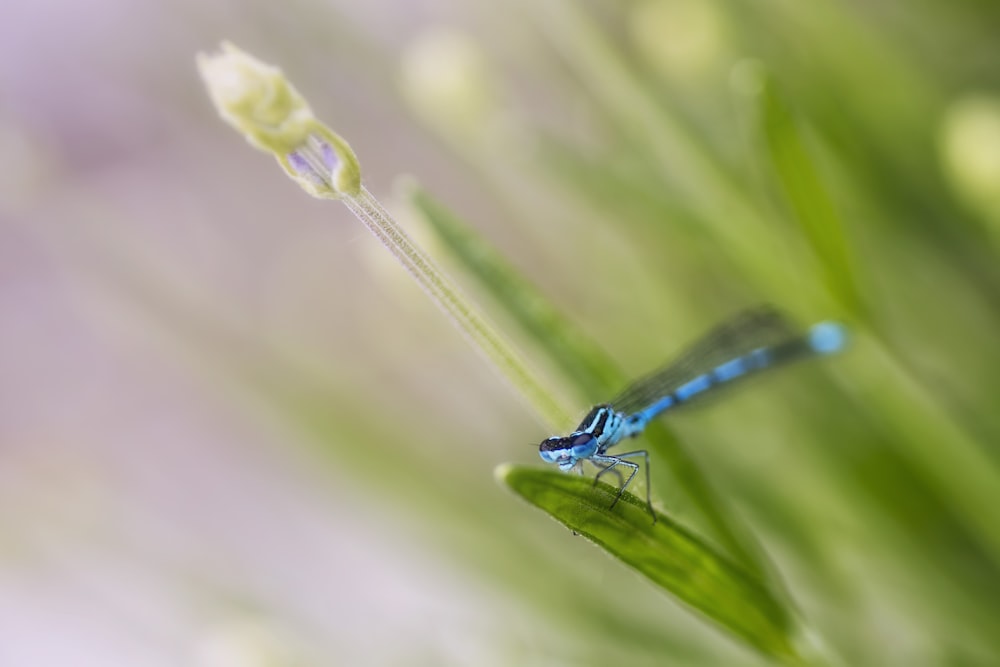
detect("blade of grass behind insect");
top-left (756, 74), bottom-right (865, 319)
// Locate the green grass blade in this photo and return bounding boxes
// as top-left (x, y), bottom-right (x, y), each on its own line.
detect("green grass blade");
top-left (758, 76), bottom-right (864, 318)
top-left (639, 421), bottom-right (774, 583)
top-left (498, 464), bottom-right (802, 664)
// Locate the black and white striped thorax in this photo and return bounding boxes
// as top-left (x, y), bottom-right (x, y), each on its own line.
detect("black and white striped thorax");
top-left (573, 404), bottom-right (641, 451)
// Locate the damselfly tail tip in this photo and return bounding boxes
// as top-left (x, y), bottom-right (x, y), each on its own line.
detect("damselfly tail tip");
top-left (808, 321), bottom-right (848, 355)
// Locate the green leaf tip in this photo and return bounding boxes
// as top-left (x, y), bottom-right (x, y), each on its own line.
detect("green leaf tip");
top-left (498, 464), bottom-right (800, 662)
top-left (493, 462), bottom-right (517, 484)
top-left (197, 41), bottom-right (361, 199)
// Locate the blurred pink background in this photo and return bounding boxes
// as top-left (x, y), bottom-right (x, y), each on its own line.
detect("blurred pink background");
top-left (0, 1), bottom-right (554, 664)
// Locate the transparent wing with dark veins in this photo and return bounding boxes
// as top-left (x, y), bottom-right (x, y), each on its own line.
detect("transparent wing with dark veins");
top-left (610, 306), bottom-right (801, 414)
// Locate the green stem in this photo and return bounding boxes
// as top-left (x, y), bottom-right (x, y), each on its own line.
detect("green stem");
top-left (342, 186), bottom-right (572, 429)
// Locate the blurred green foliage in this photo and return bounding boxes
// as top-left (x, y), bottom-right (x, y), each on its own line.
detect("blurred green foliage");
top-left (187, 0), bottom-right (1000, 664)
top-left (394, 1), bottom-right (1000, 664)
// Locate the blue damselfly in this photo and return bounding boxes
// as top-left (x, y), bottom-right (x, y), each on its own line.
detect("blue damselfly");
top-left (538, 307), bottom-right (847, 520)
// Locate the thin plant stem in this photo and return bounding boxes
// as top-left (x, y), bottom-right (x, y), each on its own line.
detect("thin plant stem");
top-left (342, 186), bottom-right (573, 429)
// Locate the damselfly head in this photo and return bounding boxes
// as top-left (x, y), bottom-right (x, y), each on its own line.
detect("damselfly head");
top-left (538, 432), bottom-right (599, 470)
top-left (538, 436), bottom-right (568, 462)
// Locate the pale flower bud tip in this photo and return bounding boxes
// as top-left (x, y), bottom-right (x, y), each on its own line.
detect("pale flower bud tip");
top-left (198, 42), bottom-right (362, 200)
top-left (197, 42), bottom-right (314, 155)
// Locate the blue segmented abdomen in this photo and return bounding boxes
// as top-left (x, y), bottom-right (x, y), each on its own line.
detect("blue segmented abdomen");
top-left (628, 320), bottom-right (846, 425)
top-left (644, 347), bottom-right (770, 414)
